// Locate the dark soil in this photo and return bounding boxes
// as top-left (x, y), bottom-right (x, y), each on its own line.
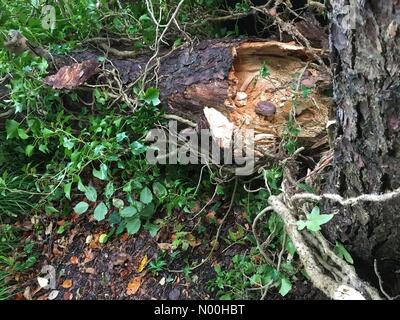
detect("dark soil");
top-left (13, 208), bottom-right (326, 300)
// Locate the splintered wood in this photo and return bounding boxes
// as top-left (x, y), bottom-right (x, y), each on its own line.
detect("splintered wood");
top-left (225, 41), bottom-right (331, 148)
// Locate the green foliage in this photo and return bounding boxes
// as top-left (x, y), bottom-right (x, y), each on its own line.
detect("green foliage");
top-left (283, 118), bottom-right (300, 155)
top-left (259, 61), bottom-right (271, 78)
top-left (148, 255), bottom-right (167, 276)
top-left (73, 201), bottom-right (89, 214)
top-left (335, 241), bottom-right (354, 264)
top-left (297, 206), bottom-right (333, 232)
top-left (209, 252), bottom-right (295, 300)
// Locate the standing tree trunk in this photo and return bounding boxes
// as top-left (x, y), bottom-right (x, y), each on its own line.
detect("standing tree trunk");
top-left (326, 0), bottom-right (400, 295)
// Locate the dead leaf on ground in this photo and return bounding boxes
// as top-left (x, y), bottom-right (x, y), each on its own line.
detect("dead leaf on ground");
top-left (118, 232), bottom-right (128, 242)
top-left (85, 267), bottom-right (96, 274)
top-left (15, 292), bottom-right (25, 300)
top-left (63, 292), bottom-right (73, 300)
top-left (69, 256), bottom-right (79, 265)
top-left (127, 276), bottom-right (142, 296)
top-left (206, 211), bottom-right (216, 220)
top-left (89, 233), bottom-right (100, 249)
top-left (120, 269), bottom-right (130, 278)
top-left (137, 255), bottom-right (148, 273)
top-left (23, 287), bottom-right (32, 300)
top-left (52, 244), bottom-right (63, 257)
top-left (157, 242), bottom-right (172, 250)
top-left (112, 252), bottom-right (130, 266)
top-left (83, 249), bottom-right (94, 264)
top-left (45, 222), bottom-right (53, 235)
top-left (62, 279), bottom-right (73, 289)
top-left (43, 60), bottom-right (99, 90)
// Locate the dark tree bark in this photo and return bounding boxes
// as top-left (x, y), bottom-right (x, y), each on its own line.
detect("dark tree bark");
top-left (326, 0), bottom-right (400, 294)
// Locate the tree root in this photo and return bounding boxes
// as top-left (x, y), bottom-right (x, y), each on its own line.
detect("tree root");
top-left (267, 194), bottom-right (382, 300)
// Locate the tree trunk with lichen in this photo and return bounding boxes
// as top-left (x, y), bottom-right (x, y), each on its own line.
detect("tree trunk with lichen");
top-left (325, 0), bottom-right (400, 296)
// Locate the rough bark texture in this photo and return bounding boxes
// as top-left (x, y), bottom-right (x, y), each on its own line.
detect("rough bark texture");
top-left (326, 0), bottom-right (400, 294)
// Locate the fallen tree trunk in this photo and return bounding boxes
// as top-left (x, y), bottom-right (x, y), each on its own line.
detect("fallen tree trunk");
top-left (2, 34), bottom-right (333, 154)
top-left (41, 38), bottom-right (332, 151)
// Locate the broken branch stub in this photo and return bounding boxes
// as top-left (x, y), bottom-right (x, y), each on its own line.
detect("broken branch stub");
top-left (43, 60), bottom-right (99, 90)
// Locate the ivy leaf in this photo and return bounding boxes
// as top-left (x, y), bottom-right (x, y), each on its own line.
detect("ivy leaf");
top-left (93, 163), bottom-right (108, 181)
top-left (85, 186), bottom-right (97, 202)
top-left (140, 203), bottom-right (155, 219)
top-left (18, 128), bottom-right (29, 140)
top-left (42, 128), bottom-right (54, 139)
top-left (335, 241), bottom-right (354, 264)
top-left (63, 137), bottom-right (75, 150)
top-left (116, 132), bottom-right (128, 142)
top-left (94, 202), bottom-right (108, 221)
top-left (120, 206), bottom-right (137, 218)
top-left (297, 207), bottom-right (333, 232)
top-left (112, 198), bottom-right (125, 209)
top-left (306, 207), bottom-right (333, 232)
top-left (108, 211), bottom-right (122, 225)
top-left (38, 144), bottom-right (49, 154)
top-left (143, 87), bottom-right (160, 106)
top-left (279, 277), bottom-right (292, 296)
top-left (297, 220), bottom-right (307, 231)
top-left (77, 180), bottom-right (87, 192)
top-left (64, 182), bottom-right (72, 200)
top-left (73, 201), bottom-right (89, 215)
top-left (140, 187), bottom-right (153, 204)
top-left (105, 182), bottom-right (115, 198)
top-left (297, 183), bottom-right (316, 194)
top-left (130, 141), bottom-right (147, 155)
top-left (25, 145), bottom-right (34, 157)
top-left (5, 119), bottom-right (19, 139)
top-left (144, 222), bottom-right (160, 237)
top-left (126, 218), bottom-right (141, 235)
top-left (153, 182), bottom-right (167, 200)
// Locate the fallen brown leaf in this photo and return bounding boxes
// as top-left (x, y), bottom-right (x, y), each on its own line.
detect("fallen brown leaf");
top-left (120, 269), bottom-right (130, 278)
top-left (69, 256), bottom-right (79, 265)
top-left (83, 249), bottom-right (94, 264)
top-left (63, 292), bottom-right (73, 300)
top-left (157, 242), bottom-right (172, 250)
top-left (62, 279), bottom-right (73, 289)
top-left (120, 233), bottom-right (129, 242)
top-left (89, 233), bottom-right (100, 249)
top-left (23, 287), bottom-right (32, 300)
top-left (15, 292), bottom-right (25, 300)
top-left (206, 211), bottom-right (216, 220)
top-left (127, 276), bottom-right (142, 296)
top-left (85, 267), bottom-right (96, 274)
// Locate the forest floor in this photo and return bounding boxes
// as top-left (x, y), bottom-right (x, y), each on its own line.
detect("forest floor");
top-left (13, 205), bottom-right (326, 301)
